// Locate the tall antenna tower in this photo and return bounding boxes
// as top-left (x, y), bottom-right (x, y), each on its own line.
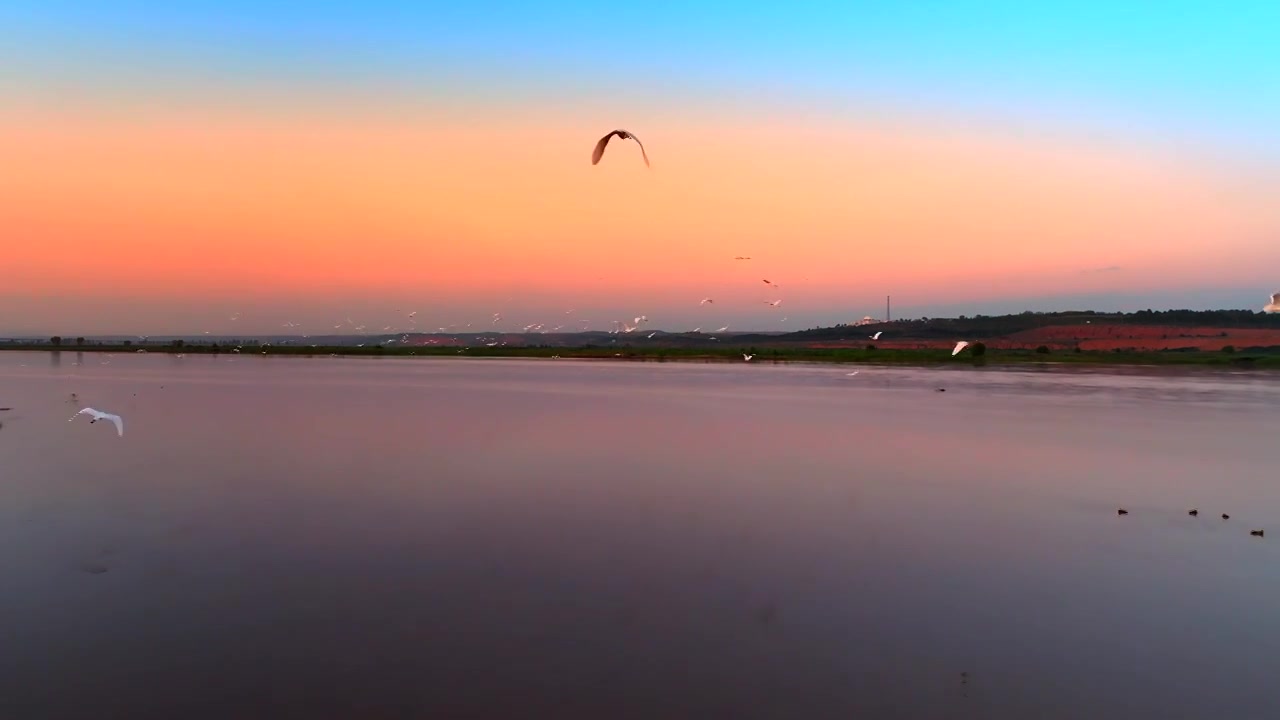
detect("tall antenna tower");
top-left (886, 295), bottom-right (891, 322)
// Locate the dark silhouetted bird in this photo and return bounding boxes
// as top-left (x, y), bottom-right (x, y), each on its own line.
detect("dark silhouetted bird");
top-left (591, 129), bottom-right (649, 168)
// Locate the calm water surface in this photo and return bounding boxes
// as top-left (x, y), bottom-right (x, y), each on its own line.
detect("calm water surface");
top-left (2, 352), bottom-right (1280, 719)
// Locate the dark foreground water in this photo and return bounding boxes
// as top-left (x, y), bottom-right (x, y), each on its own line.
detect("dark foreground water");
top-left (2, 351), bottom-right (1280, 719)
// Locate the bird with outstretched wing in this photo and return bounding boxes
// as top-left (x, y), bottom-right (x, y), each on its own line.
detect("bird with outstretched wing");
top-left (592, 129), bottom-right (650, 168)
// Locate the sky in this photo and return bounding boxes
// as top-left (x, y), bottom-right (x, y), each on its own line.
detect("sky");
top-left (2, 1), bottom-right (1279, 335)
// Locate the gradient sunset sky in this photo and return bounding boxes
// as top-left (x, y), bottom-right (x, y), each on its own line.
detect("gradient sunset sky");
top-left (3, 1), bottom-right (1278, 335)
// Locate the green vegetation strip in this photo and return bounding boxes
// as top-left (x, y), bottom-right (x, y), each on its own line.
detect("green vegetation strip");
top-left (5, 342), bottom-right (1279, 368)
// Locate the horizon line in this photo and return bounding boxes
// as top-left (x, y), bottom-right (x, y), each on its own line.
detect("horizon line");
top-left (5, 306), bottom-right (1277, 340)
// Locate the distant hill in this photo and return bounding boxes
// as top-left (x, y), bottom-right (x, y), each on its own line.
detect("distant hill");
top-left (770, 309), bottom-right (1280, 353)
top-left (783, 309), bottom-right (1280, 342)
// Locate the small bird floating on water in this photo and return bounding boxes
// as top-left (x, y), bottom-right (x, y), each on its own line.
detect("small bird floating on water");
top-left (1117, 508), bottom-right (1129, 515)
top-left (1222, 513), bottom-right (1230, 520)
top-left (591, 129), bottom-right (649, 168)
top-left (1251, 529), bottom-right (1265, 537)
top-left (1188, 509), bottom-right (1198, 517)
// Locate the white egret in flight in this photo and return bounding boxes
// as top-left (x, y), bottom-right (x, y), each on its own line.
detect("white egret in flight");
top-left (70, 408), bottom-right (124, 437)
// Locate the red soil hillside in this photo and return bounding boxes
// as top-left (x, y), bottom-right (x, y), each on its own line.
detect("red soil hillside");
top-left (1006, 325), bottom-right (1280, 351)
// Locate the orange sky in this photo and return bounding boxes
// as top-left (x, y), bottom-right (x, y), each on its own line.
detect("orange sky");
top-left (3, 103), bottom-right (1278, 333)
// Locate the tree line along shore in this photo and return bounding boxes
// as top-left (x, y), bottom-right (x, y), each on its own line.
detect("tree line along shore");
top-left (3, 339), bottom-right (1279, 368)
top-left (6, 310), bottom-right (1280, 368)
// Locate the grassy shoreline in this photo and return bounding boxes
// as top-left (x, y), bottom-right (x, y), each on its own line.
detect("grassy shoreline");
top-left (4, 343), bottom-right (1279, 369)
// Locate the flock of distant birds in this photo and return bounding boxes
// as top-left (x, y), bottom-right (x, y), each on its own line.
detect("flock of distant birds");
top-left (591, 126), bottom-right (1280, 322)
top-left (1116, 507), bottom-right (1264, 538)
top-left (112, 128), bottom-right (1275, 350)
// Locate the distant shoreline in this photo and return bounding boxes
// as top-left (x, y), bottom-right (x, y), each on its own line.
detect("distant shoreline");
top-left (3, 343), bottom-right (1278, 369)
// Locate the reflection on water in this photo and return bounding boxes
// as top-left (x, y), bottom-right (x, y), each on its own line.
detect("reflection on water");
top-left (2, 353), bottom-right (1280, 719)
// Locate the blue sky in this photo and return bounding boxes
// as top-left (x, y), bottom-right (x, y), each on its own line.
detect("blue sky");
top-left (6, 1), bottom-right (1278, 147)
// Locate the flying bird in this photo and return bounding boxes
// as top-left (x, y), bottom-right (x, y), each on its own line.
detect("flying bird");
top-left (1264, 293), bottom-right (1280, 313)
top-left (743, 354), bottom-right (754, 361)
top-left (591, 129), bottom-right (650, 168)
top-left (952, 341), bottom-right (971, 356)
top-left (69, 407), bottom-right (124, 437)
top-left (700, 298), bottom-right (714, 305)
top-left (869, 331), bottom-right (883, 340)
top-left (734, 256), bottom-right (752, 260)
top-left (766, 300), bottom-right (782, 307)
